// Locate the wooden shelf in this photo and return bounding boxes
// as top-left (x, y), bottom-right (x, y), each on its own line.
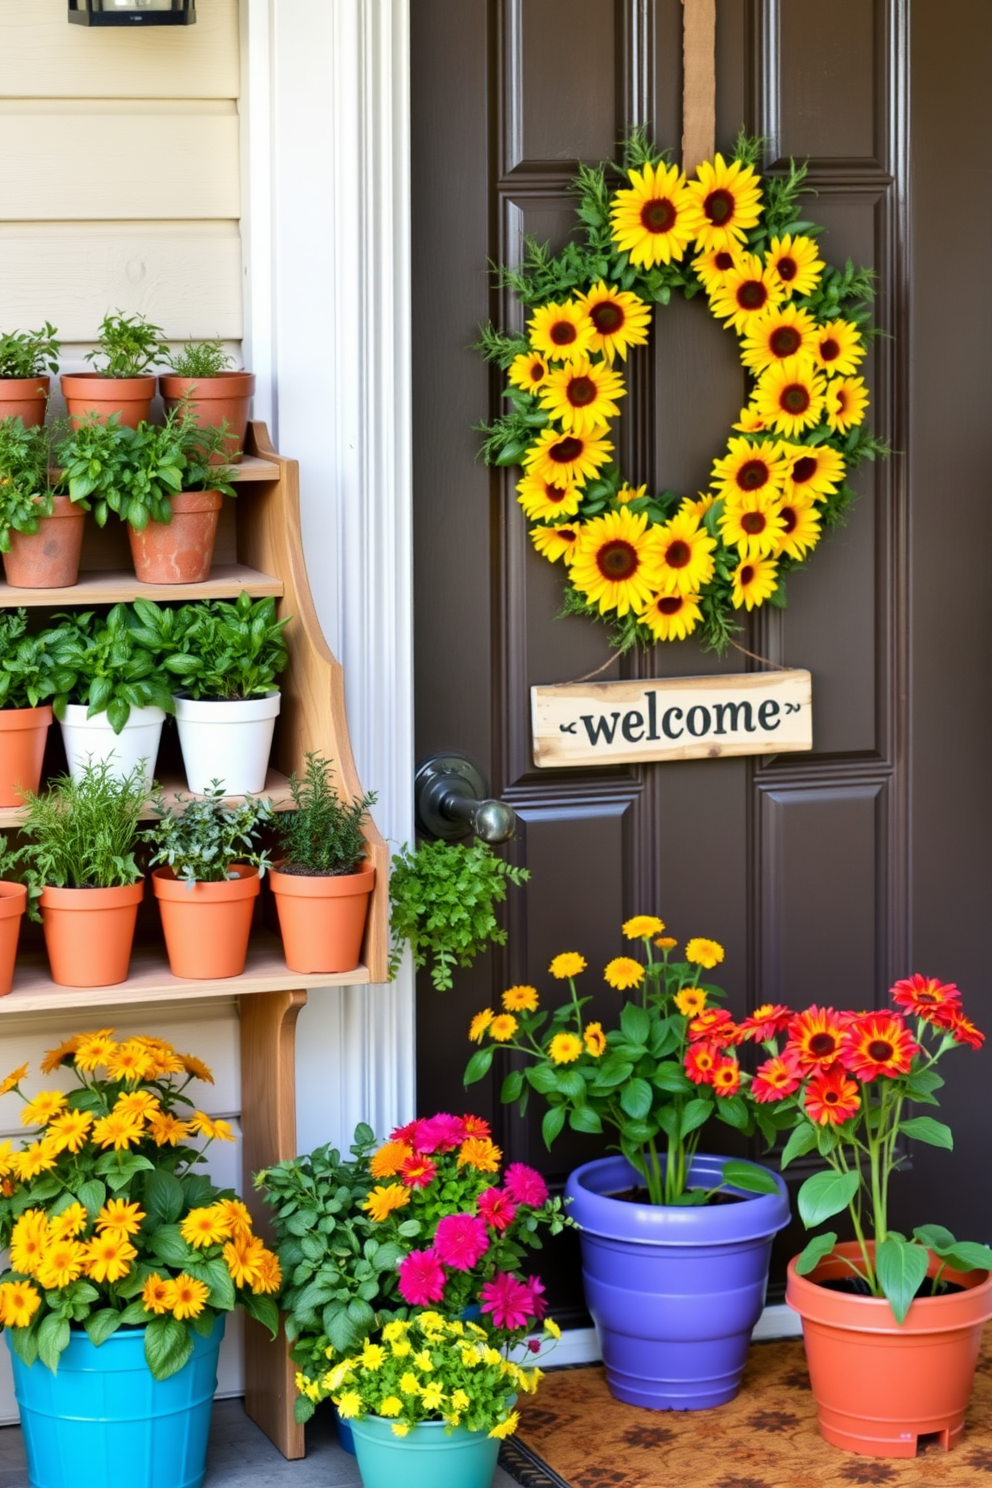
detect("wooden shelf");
top-left (0, 930), bottom-right (370, 1015)
top-left (0, 768), bottom-right (298, 829)
top-left (0, 561), bottom-right (283, 608)
top-left (230, 455), bottom-right (280, 483)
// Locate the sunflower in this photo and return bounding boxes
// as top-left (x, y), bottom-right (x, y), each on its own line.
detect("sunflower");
top-left (622, 915), bottom-right (665, 939)
top-left (825, 375), bottom-right (868, 433)
top-left (740, 303), bottom-right (819, 372)
top-left (539, 357), bottom-right (626, 436)
top-left (640, 590), bottom-right (702, 642)
top-left (674, 986), bottom-right (707, 1017)
top-left (753, 356), bottom-right (826, 437)
top-left (44, 1109), bottom-right (92, 1155)
top-left (0, 1281), bottom-right (41, 1330)
top-left (489, 1014), bottom-right (518, 1042)
top-left (578, 281), bottom-right (652, 361)
top-left (40, 1036), bottom-right (82, 1075)
top-left (503, 984), bottom-right (539, 1012)
top-left (842, 1012), bottom-right (918, 1082)
top-left (168, 1274), bottom-right (210, 1321)
top-left (730, 556), bottom-right (779, 611)
top-left (548, 1033), bottom-right (583, 1065)
top-left (615, 483), bottom-right (647, 505)
top-left (680, 491), bottom-right (718, 520)
top-left (711, 1057), bottom-right (741, 1097)
top-left (84, 1232), bottom-right (137, 1284)
top-left (804, 1067), bottom-right (860, 1127)
top-left (812, 318), bottom-right (866, 376)
top-left (516, 472), bottom-right (582, 523)
top-left (523, 426), bottom-right (613, 489)
top-left (527, 301), bottom-right (595, 364)
top-left (764, 234), bottom-right (825, 298)
top-left (363, 1184), bottom-right (411, 1222)
top-left (583, 1023), bottom-right (607, 1057)
top-left (609, 160), bottom-right (700, 267)
top-left (36, 1240), bottom-right (86, 1292)
top-left (531, 523), bottom-right (581, 565)
top-left (775, 491), bottom-right (822, 560)
top-left (181, 1205), bottom-right (231, 1249)
top-left (469, 1009), bottom-right (494, 1043)
top-left (786, 1005), bottom-right (848, 1071)
top-left (751, 1052), bottom-right (803, 1103)
top-left (782, 444), bottom-right (846, 501)
top-left (507, 350), bottom-right (549, 394)
top-left (569, 507), bottom-right (664, 616)
top-left (685, 937), bottom-right (725, 969)
top-left (549, 952), bottom-right (586, 979)
top-left (692, 245), bottom-right (741, 294)
top-left (687, 152), bottom-right (763, 250)
top-left (889, 973), bottom-right (961, 1025)
top-left (604, 957), bottom-right (644, 990)
top-left (719, 490), bottom-right (787, 560)
top-left (654, 510), bottom-right (716, 595)
top-left (708, 253), bottom-right (781, 331)
top-left (711, 437), bottom-right (790, 501)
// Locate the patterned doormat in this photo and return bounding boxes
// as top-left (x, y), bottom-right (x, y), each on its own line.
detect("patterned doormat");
top-left (498, 1333), bottom-right (992, 1488)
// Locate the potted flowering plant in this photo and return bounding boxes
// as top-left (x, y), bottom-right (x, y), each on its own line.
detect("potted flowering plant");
top-left (0, 1030), bottom-right (279, 1488)
top-left (466, 915), bottom-right (791, 1411)
top-left (750, 979), bottom-right (992, 1458)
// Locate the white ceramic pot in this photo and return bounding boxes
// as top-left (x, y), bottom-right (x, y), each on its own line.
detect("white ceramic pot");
top-left (59, 704), bottom-right (165, 793)
top-left (173, 692), bottom-right (280, 794)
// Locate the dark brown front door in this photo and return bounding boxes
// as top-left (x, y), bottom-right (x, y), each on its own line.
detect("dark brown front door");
top-left (411, 0), bottom-right (992, 1322)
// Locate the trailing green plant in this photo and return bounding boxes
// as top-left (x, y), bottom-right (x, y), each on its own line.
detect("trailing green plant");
top-left (85, 310), bottom-right (162, 379)
top-left (161, 340), bottom-right (233, 379)
top-left (156, 592), bottom-right (290, 702)
top-left (0, 418), bottom-right (60, 549)
top-left (0, 610), bottom-right (76, 712)
top-left (49, 603), bottom-right (175, 734)
top-left (0, 324), bottom-right (60, 380)
top-left (142, 783), bottom-right (274, 885)
top-left (274, 753), bottom-right (376, 876)
top-left (17, 760), bottom-right (147, 890)
top-left (388, 839), bottom-right (529, 991)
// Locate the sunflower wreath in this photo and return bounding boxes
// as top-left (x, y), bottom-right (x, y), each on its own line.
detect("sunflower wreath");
top-left (477, 131), bottom-right (887, 652)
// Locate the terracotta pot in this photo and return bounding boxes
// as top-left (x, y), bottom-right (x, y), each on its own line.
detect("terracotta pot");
top-left (60, 372), bottom-right (156, 430)
top-left (152, 865), bottom-right (259, 979)
top-left (0, 705), bottom-right (52, 807)
top-left (39, 880), bottom-right (144, 988)
top-left (160, 372), bottom-right (255, 464)
top-left (3, 497), bottom-right (85, 589)
top-left (269, 860), bottom-right (375, 973)
top-left (0, 882), bottom-right (27, 996)
top-left (127, 490), bottom-right (223, 584)
top-left (0, 377), bottom-right (49, 429)
top-left (786, 1240), bottom-right (992, 1457)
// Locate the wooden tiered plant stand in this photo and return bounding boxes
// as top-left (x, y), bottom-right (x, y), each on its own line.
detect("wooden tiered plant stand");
top-left (0, 423), bottom-right (388, 1459)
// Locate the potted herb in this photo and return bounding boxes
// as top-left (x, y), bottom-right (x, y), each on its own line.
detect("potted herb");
top-left (0, 836), bottom-right (26, 996)
top-left (143, 784), bottom-right (274, 979)
top-left (268, 753), bottom-right (377, 973)
top-left (17, 760), bottom-right (147, 986)
top-left (125, 409), bottom-right (238, 584)
top-left (466, 918), bottom-right (791, 1411)
top-left (61, 310), bottom-right (162, 428)
top-left (0, 323), bottom-right (59, 427)
top-left (0, 1033), bottom-right (279, 1488)
top-left (0, 609), bottom-right (76, 806)
top-left (0, 417), bottom-right (86, 589)
top-left (160, 340), bottom-right (255, 464)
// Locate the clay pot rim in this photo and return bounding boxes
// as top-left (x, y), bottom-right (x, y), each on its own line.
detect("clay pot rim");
top-left (269, 860), bottom-right (375, 897)
top-left (786, 1240), bottom-right (992, 1334)
top-left (39, 880), bottom-right (145, 908)
top-left (0, 882), bottom-right (27, 919)
top-left (160, 371), bottom-right (255, 394)
top-left (151, 863), bottom-right (261, 902)
top-left (0, 705), bottom-right (52, 728)
top-left (0, 376), bottom-right (50, 392)
top-left (60, 372), bottom-right (157, 392)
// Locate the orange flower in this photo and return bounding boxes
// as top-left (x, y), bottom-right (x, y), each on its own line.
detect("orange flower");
top-left (370, 1140), bottom-right (414, 1179)
top-left (167, 1273), bottom-right (209, 1320)
top-left (804, 1067), bottom-right (860, 1126)
top-left (786, 1005), bottom-right (848, 1072)
top-left (40, 1036), bottom-right (82, 1075)
top-left (841, 1012), bottom-right (918, 1082)
top-left (142, 1274), bottom-right (172, 1316)
top-left (147, 1111), bottom-right (191, 1147)
top-left (684, 1041), bottom-right (720, 1085)
top-left (751, 1052), bottom-right (802, 1103)
top-left (179, 1053), bottom-right (215, 1083)
top-left (945, 1009), bottom-right (985, 1051)
top-left (457, 1137), bottom-right (502, 1174)
top-left (583, 1023), bottom-right (606, 1057)
top-left (737, 1004), bottom-right (794, 1042)
top-left (687, 1008), bottom-right (737, 1045)
top-left (711, 1056), bottom-right (741, 1098)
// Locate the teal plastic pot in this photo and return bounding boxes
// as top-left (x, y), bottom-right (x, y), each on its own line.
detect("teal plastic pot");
top-left (350, 1414), bottom-right (500, 1488)
top-left (7, 1317), bottom-right (224, 1488)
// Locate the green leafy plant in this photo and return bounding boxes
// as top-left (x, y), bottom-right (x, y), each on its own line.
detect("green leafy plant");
top-left (157, 592), bottom-right (290, 701)
top-left (0, 610), bottom-right (76, 712)
top-left (0, 324), bottom-right (60, 380)
top-left (86, 311), bottom-right (162, 379)
top-left (18, 760), bottom-right (147, 889)
top-left (142, 783), bottom-right (274, 885)
top-left (49, 603), bottom-right (176, 734)
top-left (274, 753), bottom-right (376, 876)
top-left (0, 418), bottom-right (60, 550)
top-left (161, 340), bottom-right (232, 378)
top-left (388, 839), bottom-right (529, 991)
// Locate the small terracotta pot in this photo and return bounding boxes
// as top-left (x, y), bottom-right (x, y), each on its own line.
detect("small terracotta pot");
top-left (0, 882), bottom-right (27, 996)
top-left (0, 377), bottom-right (49, 429)
top-left (60, 372), bottom-right (156, 430)
top-left (128, 490), bottom-right (223, 584)
top-left (269, 860), bottom-right (375, 973)
top-left (160, 372), bottom-right (255, 463)
top-left (0, 705), bottom-right (52, 806)
top-left (787, 1240), bottom-right (992, 1457)
top-left (152, 864), bottom-right (259, 979)
top-left (3, 497), bottom-right (85, 589)
top-left (39, 880), bottom-right (144, 988)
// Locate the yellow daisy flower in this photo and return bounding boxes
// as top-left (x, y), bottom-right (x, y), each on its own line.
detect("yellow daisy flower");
top-left (812, 318), bottom-right (866, 376)
top-left (685, 937), bottom-right (725, 968)
top-left (686, 153), bottom-right (763, 251)
top-left (469, 1009), bottom-right (494, 1043)
top-left (680, 491), bottom-right (718, 520)
top-left (527, 301), bottom-right (595, 364)
top-left (142, 1274), bottom-right (172, 1315)
top-left (49, 1203), bottom-right (88, 1241)
top-left (708, 252), bottom-right (781, 331)
top-left (45, 1109), bottom-right (93, 1155)
top-left (675, 986), bottom-right (708, 1017)
top-left (775, 492), bottom-right (822, 560)
top-left (250, 1248), bottom-right (282, 1295)
top-left (115, 1091), bottom-right (160, 1120)
top-left (167, 1273), bottom-right (209, 1320)
top-left (693, 245), bottom-right (741, 294)
top-left (523, 425), bottom-right (613, 490)
top-left (14, 1140), bottom-right (60, 1181)
top-left (825, 375), bottom-right (869, 433)
top-left (19, 1090), bottom-right (67, 1128)
top-left (382, 1320), bottom-right (409, 1343)
top-left (180, 1205), bottom-right (230, 1249)
top-left (222, 1235), bottom-right (268, 1289)
top-left (569, 507), bottom-right (665, 617)
top-left (503, 985), bottom-right (539, 1012)
top-left (40, 1036), bottom-right (82, 1075)
top-left (531, 523), bottom-right (582, 565)
top-left (719, 489), bottom-right (788, 560)
top-left (10, 1210), bottom-right (48, 1276)
top-left (362, 1184), bottom-right (411, 1222)
top-left (604, 957), bottom-right (645, 990)
top-left (336, 1389), bottom-right (363, 1419)
top-left (583, 1022), bottom-right (607, 1057)
top-left (782, 444), bottom-right (846, 502)
top-left (654, 509), bottom-right (716, 596)
top-left (731, 556), bottom-right (779, 611)
top-left (391, 1423), bottom-right (410, 1437)
top-left (0, 1281), bottom-right (41, 1330)
top-left (740, 303), bottom-right (819, 373)
top-left (548, 1033), bottom-right (583, 1065)
top-left (623, 915), bottom-right (665, 939)
top-left (103, 1040), bottom-right (156, 1084)
top-left (0, 1063), bottom-right (28, 1098)
top-left (753, 357), bottom-right (826, 437)
top-left (489, 1410), bottom-right (520, 1440)
top-left (146, 1110), bottom-right (191, 1147)
top-left (577, 282), bottom-right (652, 362)
top-left (641, 591), bottom-right (702, 642)
top-left (91, 1110), bottom-right (144, 1151)
top-left (609, 161), bottom-right (700, 267)
top-left (189, 1112), bottom-right (235, 1143)
top-left (734, 406), bottom-right (769, 434)
top-left (539, 356), bottom-right (626, 437)
top-left (216, 1199), bottom-right (254, 1241)
top-left (516, 472), bottom-right (582, 523)
top-left (361, 1342), bottom-right (386, 1371)
top-left (399, 1370), bottom-right (422, 1396)
top-left (84, 1231), bottom-right (137, 1284)
top-left (457, 1137), bottom-right (502, 1173)
top-left (764, 233), bottom-right (825, 298)
top-left (378, 1395), bottom-right (402, 1417)
top-left (489, 1013), bottom-right (518, 1042)
top-left (97, 1199), bottom-right (146, 1238)
top-left (72, 1033), bottom-right (117, 1073)
top-left (507, 350), bottom-right (549, 394)
top-left (549, 952), bottom-right (586, 979)
top-left (36, 1239), bottom-right (86, 1291)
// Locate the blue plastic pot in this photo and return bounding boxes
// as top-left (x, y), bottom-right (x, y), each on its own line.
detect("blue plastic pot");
top-left (565, 1152), bottom-right (790, 1411)
top-left (7, 1317), bottom-right (224, 1488)
top-left (350, 1414), bottom-right (499, 1488)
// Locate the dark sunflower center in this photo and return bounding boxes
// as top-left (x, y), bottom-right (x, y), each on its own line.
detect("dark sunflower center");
top-left (597, 540), bottom-right (638, 581)
top-left (808, 1032), bottom-right (837, 1057)
top-left (658, 595), bottom-right (683, 615)
top-left (737, 459), bottom-right (770, 491)
top-left (741, 512), bottom-right (766, 535)
top-left (590, 301), bottom-right (624, 334)
top-left (792, 456), bottom-right (817, 484)
top-left (737, 280), bottom-right (768, 311)
top-left (776, 255), bottom-right (798, 281)
top-left (780, 505), bottom-right (797, 534)
top-left (549, 436), bottom-right (583, 464)
top-left (917, 990), bottom-right (940, 1004)
top-left (567, 376), bottom-right (597, 407)
top-left (867, 1039), bottom-right (894, 1062)
top-left (782, 384), bottom-right (811, 414)
top-left (715, 251), bottom-right (735, 271)
top-left (641, 197), bottom-right (677, 234)
top-left (544, 483), bottom-right (568, 504)
top-left (665, 539), bottom-right (691, 568)
top-left (824, 1090), bottom-right (840, 1104)
top-left (705, 187), bottom-right (735, 225)
top-left (559, 529), bottom-right (576, 542)
top-left (769, 326), bottom-right (802, 357)
top-left (836, 389), bottom-right (849, 411)
top-left (740, 565), bottom-right (755, 586)
top-left (550, 321), bottom-right (578, 346)
top-left (820, 337), bottom-right (840, 362)
top-left (529, 362), bottom-right (544, 381)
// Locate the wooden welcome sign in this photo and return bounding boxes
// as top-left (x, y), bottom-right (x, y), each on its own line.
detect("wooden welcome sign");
top-left (531, 670), bottom-right (812, 767)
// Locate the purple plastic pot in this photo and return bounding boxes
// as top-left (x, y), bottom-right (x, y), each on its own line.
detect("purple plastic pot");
top-left (565, 1152), bottom-right (790, 1411)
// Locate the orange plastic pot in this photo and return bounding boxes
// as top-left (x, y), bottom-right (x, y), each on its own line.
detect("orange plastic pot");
top-left (786, 1240), bottom-right (992, 1457)
top-left (269, 860), bottom-right (374, 973)
top-left (128, 490), bottom-right (223, 584)
top-left (39, 881), bottom-right (144, 988)
top-left (152, 865), bottom-right (259, 979)
top-left (3, 497), bottom-right (85, 588)
top-left (60, 372), bottom-right (156, 430)
top-left (160, 372), bottom-right (255, 463)
top-left (0, 376), bottom-right (49, 428)
top-left (0, 882), bottom-right (27, 996)
top-left (0, 705), bottom-right (52, 807)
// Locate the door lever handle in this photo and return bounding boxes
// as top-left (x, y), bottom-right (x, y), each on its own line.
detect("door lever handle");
top-left (414, 753), bottom-right (517, 845)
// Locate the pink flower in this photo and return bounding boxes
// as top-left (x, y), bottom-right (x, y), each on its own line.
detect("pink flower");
top-left (433, 1213), bottom-right (489, 1272)
top-left (480, 1271), bottom-right (537, 1330)
top-left (390, 1119), bottom-right (419, 1144)
top-left (399, 1154), bottom-right (437, 1188)
top-left (523, 1274), bottom-right (547, 1320)
top-left (526, 1337), bottom-right (542, 1354)
top-left (503, 1163), bottom-right (548, 1208)
top-left (412, 1113), bottom-right (466, 1153)
top-left (397, 1249), bottom-right (447, 1306)
top-left (477, 1187), bottom-right (518, 1233)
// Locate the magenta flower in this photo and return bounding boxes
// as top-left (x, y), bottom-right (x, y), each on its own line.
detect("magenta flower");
top-left (399, 1153), bottom-right (437, 1189)
top-left (434, 1213), bottom-right (489, 1271)
top-left (504, 1163), bottom-right (549, 1208)
top-left (397, 1249), bottom-right (447, 1306)
top-left (412, 1113), bottom-right (466, 1153)
top-left (477, 1186), bottom-right (518, 1233)
top-left (480, 1271), bottom-right (537, 1330)
top-left (524, 1274), bottom-right (548, 1320)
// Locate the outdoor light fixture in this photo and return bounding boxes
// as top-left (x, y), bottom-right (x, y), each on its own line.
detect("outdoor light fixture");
top-left (68, 0), bottom-right (196, 25)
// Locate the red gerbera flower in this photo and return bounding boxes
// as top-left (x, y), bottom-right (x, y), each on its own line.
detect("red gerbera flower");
top-left (737, 1003), bottom-right (794, 1043)
top-left (711, 1056), bottom-right (741, 1098)
top-left (400, 1154), bottom-right (437, 1188)
top-left (477, 1187), bottom-right (518, 1232)
top-left (944, 1008), bottom-right (985, 1051)
top-left (786, 1005), bottom-right (848, 1071)
top-left (890, 973), bottom-right (962, 1027)
top-left (804, 1066), bottom-right (860, 1126)
top-left (751, 1050), bottom-right (802, 1103)
top-left (461, 1114), bottom-right (492, 1139)
top-left (685, 1040), bottom-right (720, 1085)
top-left (687, 1008), bottom-right (738, 1045)
top-left (841, 1011), bottom-right (918, 1082)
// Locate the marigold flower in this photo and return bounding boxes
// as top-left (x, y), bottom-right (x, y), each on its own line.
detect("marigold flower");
top-left (804, 1066), bottom-right (860, 1126)
top-left (502, 985), bottom-right (539, 1013)
top-left (889, 973), bottom-right (962, 1026)
top-left (504, 1163), bottom-right (549, 1207)
top-left (434, 1213), bottom-right (489, 1271)
top-left (674, 986), bottom-right (707, 1018)
top-left (363, 1183), bottom-right (411, 1222)
top-left (181, 1205), bottom-right (230, 1248)
top-left (841, 1012), bottom-right (918, 1082)
top-left (684, 937), bottom-right (725, 969)
top-left (489, 1014), bottom-right (518, 1042)
top-left (548, 1033), bottom-right (583, 1065)
top-left (370, 1139), bottom-right (413, 1178)
top-left (685, 1040), bottom-right (720, 1085)
top-left (142, 1274), bottom-right (172, 1315)
top-left (787, 1005), bottom-right (848, 1071)
top-left (655, 937), bottom-right (678, 950)
top-left (751, 1051), bottom-right (803, 1102)
top-left (469, 1009), bottom-right (495, 1043)
top-left (604, 956), bottom-right (644, 990)
top-left (549, 953), bottom-right (586, 979)
top-left (457, 1137), bottom-right (502, 1172)
top-left (583, 1022), bottom-right (607, 1057)
top-left (167, 1273), bottom-right (209, 1320)
top-left (397, 1249), bottom-right (447, 1307)
top-left (737, 1003), bottom-right (794, 1042)
top-left (0, 1281), bottom-right (41, 1330)
top-left (622, 915), bottom-right (665, 939)
top-left (97, 1199), bottom-right (146, 1238)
